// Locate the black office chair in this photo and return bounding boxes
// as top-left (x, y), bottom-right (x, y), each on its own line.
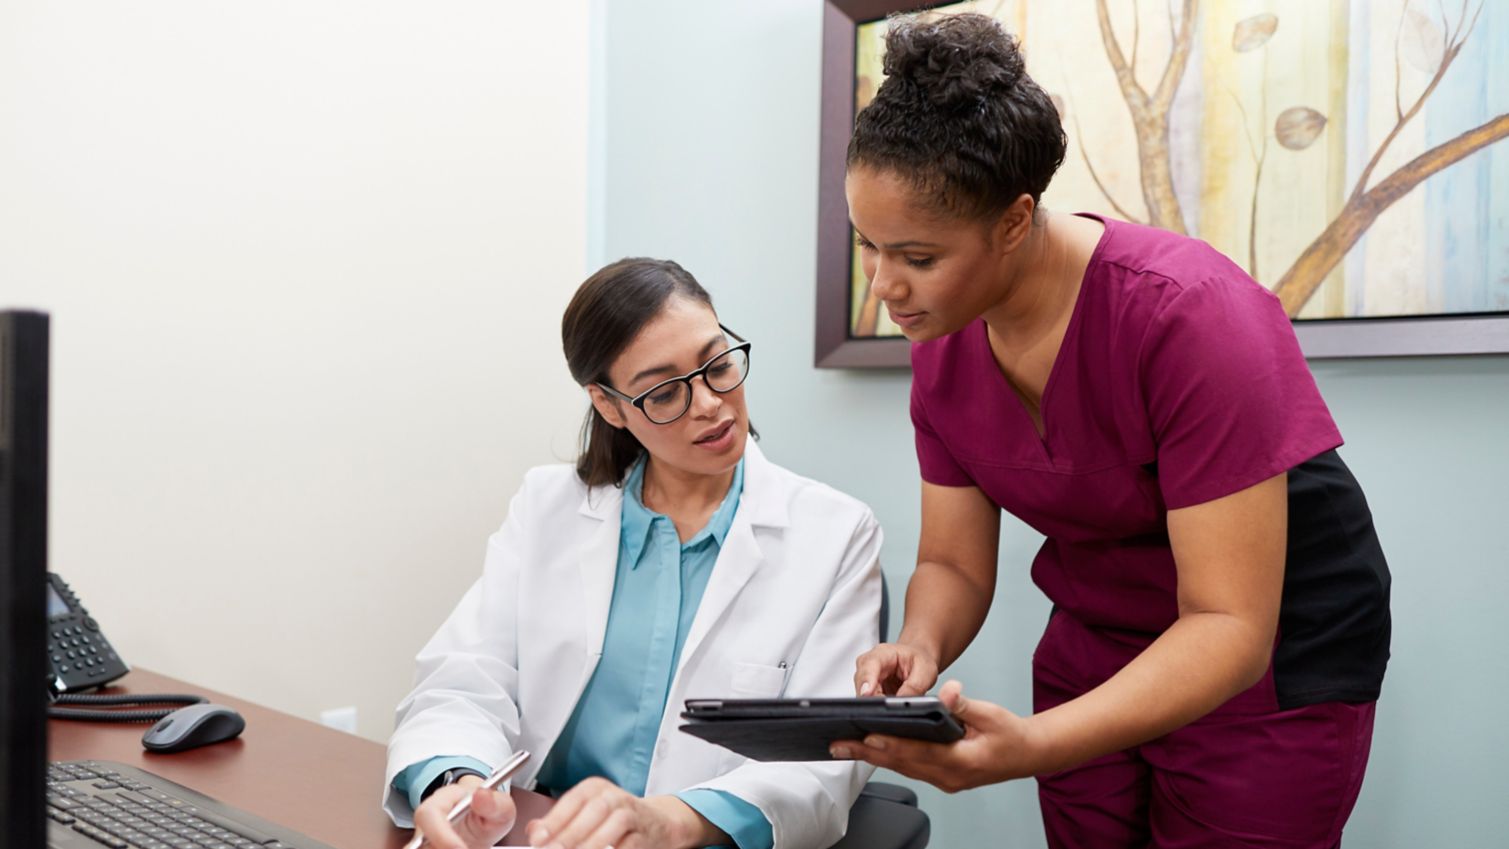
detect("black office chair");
top-left (827, 573), bottom-right (930, 849)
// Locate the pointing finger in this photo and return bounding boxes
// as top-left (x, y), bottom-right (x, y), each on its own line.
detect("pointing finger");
top-left (853, 649), bottom-right (887, 695)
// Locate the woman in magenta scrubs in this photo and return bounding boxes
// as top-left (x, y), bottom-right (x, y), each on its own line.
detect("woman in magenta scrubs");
top-left (831, 13), bottom-right (1391, 848)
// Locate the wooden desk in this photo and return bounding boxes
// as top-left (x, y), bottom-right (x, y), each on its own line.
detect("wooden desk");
top-left (46, 668), bottom-right (552, 849)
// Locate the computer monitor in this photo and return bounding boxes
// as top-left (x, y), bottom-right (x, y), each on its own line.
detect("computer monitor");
top-left (0, 309), bottom-right (50, 848)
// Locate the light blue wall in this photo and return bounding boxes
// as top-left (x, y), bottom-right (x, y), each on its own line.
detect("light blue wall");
top-left (591, 2), bottom-right (1509, 845)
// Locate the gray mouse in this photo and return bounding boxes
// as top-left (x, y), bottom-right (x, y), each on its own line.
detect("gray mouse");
top-left (141, 703), bottom-right (246, 753)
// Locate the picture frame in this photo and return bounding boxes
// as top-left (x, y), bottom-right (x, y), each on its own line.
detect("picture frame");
top-left (814, 0), bottom-right (1509, 368)
top-left (816, 0), bottom-right (914, 369)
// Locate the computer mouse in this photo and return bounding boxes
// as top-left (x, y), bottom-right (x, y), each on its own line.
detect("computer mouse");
top-left (141, 703), bottom-right (246, 753)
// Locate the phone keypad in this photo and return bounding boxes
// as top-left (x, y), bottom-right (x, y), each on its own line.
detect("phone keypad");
top-left (48, 623), bottom-right (122, 680)
top-left (47, 575), bottom-right (128, 689)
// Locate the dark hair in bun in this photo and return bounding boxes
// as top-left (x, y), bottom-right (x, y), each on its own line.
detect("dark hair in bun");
top-left (848, 12), bottom-right (1067, 221)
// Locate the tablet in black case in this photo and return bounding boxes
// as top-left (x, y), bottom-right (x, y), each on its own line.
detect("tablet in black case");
top-left (678, 697), bottom-right (965, 762)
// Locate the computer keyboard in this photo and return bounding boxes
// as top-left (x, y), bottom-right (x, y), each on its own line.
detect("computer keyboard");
top-left (47, 761), bottom-right (334, 849)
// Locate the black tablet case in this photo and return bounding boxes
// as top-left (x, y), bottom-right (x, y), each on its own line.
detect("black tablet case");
top-left (678, 698), bottom-right (964, 762)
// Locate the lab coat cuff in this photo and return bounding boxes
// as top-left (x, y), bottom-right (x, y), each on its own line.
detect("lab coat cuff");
top-left (394, 755), bottom-right (494, 814)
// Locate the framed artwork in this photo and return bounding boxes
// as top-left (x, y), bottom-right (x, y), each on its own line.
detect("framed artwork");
top-left (815, 0), bottom-right (1509, 368)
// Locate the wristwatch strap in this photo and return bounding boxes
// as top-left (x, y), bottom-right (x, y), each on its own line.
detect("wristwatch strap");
top-left (420, 766), bottom-right (487, 803)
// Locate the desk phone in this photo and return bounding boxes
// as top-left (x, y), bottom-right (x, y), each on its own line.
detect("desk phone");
top-left (46, 572), bottom-right (129, 692)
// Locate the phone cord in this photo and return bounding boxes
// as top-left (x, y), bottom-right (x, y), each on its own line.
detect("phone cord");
top-left (48, 693), bottom-right (208, 723)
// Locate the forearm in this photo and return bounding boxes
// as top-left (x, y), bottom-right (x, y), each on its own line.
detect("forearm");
top-left (645, 796), bottom-right (732, 849)
top-left (896, 559), bottom-right (994, 670)
top-left (1024, 611), bottom-right (1273, 776)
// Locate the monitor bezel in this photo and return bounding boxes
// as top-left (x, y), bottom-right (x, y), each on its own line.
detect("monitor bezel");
top-left (0, 309), bottom-right (50, 848)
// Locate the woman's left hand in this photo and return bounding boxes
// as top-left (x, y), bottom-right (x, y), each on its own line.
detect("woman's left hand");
top-left (829, 680), bottom-right (1042, 792)
top-left (525, 777), bottom-right (717, 849)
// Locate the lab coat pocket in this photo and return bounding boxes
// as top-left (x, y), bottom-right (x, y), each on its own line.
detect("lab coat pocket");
top-left (715, 662), bottom-right (793, 774)
top-left (729, 661), bottom-right (789, 698)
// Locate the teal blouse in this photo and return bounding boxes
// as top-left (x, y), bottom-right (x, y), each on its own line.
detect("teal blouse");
top-left (394, 456), bottom-right (770, 849)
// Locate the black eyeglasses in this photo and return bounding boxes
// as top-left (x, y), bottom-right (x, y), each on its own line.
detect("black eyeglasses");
top-left (597, 325), bottom-right (752, 425)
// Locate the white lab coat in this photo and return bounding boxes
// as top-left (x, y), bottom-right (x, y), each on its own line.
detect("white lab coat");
top-left (384, 440), bottom-right (881, 849)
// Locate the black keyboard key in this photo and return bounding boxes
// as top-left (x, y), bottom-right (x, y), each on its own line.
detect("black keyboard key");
top-left (179, 808), bottom-right (273, 843)
top-left (72, 822), bottom-right (127, 848)
top-left (113, 822), bottom-right (147, 840)
top-left (53, 760), bottom-right (324, 849)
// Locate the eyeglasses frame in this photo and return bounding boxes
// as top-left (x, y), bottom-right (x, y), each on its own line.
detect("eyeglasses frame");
top-left (595, 325), bottom-right (752, 425)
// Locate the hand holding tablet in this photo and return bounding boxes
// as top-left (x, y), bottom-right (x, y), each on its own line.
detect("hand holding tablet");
top-left (678, 696), bottom-right (965, 762)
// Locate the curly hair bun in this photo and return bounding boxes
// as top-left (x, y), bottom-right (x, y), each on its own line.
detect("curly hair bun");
top-left (882, 12), bottom-right (1026, 112)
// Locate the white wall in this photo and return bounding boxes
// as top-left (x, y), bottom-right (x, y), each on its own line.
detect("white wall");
top-left (0, 1), bottom-right (591, 741)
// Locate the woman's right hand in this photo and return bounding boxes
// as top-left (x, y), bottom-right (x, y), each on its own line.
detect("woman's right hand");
top-left (853, 642), bottom-right (940, 697)
top-left (411, 775), bottom-right (518, 849)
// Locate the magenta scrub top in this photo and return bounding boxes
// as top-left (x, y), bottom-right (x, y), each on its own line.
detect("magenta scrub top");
top-left (910, 214), bottom-right (1390, 709)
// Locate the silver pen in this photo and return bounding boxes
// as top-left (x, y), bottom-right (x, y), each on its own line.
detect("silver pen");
top-left (402, 750), bottom-right (532, 849)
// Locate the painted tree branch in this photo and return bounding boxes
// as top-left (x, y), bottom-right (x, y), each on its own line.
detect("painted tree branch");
top-left (855, 287), bottom-right (882, 337)
top-left (1350, 0), bottom-right (1483, 205)
top-left (1096, 0), bottom-right (1148, 108)
top-left (1273, 112), bottom-right (1509, 315)
top-left (1077, 122), bottom-right (1143, 223)
top-left (1152, 0), bottom-right (1196, 114)
top-left (1059, 42), bottom-right (1144, 222)
top-left (1228, 85), bottom-right (1268, 278)
top-left (1093, 0), bottom-right (1196, 234)
top-left (1063, 83), bottom-right (1144, 223)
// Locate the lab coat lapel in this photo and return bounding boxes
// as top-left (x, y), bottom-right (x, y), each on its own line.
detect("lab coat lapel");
top-left (674, 441), bottom-right (786, 674)
top-left (519, 483), bottom-right (622, 775)
top-left (676, 520), bottom-right (762, 673)
top-left (575, 485), bottom-right (623, 661)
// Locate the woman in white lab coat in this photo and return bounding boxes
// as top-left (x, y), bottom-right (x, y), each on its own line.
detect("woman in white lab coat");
top-left (385, 257), bottom-right (882, 849)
